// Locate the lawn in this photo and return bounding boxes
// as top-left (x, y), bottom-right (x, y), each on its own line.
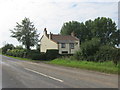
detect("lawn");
top-left (49, 58), bottom-right (119, 74)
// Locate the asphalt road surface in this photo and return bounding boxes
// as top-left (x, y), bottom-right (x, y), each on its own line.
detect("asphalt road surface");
top-left (1, 55), bottom-right (118, 88)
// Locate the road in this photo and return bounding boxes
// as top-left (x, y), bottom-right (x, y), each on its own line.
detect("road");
top-left (1, 55), bottom-right (118, 88)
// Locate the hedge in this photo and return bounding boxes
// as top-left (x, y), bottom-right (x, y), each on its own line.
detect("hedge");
top-left (46, 49), bottom-right (59, 60)
top-left (26, 50), bottom-right (46, 60)
top-left (6, 49), bottom-right (26, 57)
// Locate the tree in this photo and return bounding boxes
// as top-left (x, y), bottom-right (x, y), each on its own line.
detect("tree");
top-left (110, 29), bottom-right (120, 47)
top-left (60, 21), bottom-right (87, 42)
top-left (10, 17), bottom-right (39, 50)
top-left (36, 44), bottom-right (40, 51)
top-left (60, 17), bottom-right (117, 46)
top-left (80, 38), bottom-right (101, 60)
top-left (92, 17), bottom-right (117, 46)
top-left (60, 21), bottom-right (81, 35)
top-left (2, 44), bottom-right (14, 54)
top-left (15, 45), bottom-right (23, 49)
top-left (84, 20), bottom-right (94, 41)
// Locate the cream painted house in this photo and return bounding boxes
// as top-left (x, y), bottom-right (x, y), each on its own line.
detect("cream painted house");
top-left (40, 28), bottom-right (80, 54)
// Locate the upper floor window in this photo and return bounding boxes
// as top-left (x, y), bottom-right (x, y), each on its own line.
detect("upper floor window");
top-left (70, 43), bottom-right (74, 49)
top-left (61, 43), bottom-right (65, 48)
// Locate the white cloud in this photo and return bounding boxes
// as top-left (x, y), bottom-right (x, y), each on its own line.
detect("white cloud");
top-left (0, 0), bottom-right (118, 47)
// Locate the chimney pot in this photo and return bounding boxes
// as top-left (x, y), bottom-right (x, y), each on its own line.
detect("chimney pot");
top-left (44, 28), bottom-right (47, 35)
top-left (49, 32), bottom-right (52, 39)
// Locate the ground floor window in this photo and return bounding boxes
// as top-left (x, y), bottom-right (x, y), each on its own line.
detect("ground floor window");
top-left (62, 51), bottom-right (68, 54)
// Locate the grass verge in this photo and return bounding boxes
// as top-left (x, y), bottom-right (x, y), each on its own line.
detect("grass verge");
top-left (49, 58), bottom-right (119, 74)
top-left (3, 54), bottom-right (39, 62)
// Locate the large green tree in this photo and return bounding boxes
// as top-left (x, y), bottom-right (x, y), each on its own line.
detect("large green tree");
top-left (10, 17), bottom-right (39, 50)
top-left (92, 17), bottom-right (117, 45)
top-left (60, 21), bottom-right (81, 35)
top-left (60, 21), bottom-right (88, 43)
top-left (60, 17), bottom-right (117, 46)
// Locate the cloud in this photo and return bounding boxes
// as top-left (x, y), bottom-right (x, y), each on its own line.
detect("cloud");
top-left (0, 0), bottom-right (118, 47)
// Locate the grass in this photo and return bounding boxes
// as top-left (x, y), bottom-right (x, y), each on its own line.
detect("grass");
top-left (49, 58), bottom-right (119, 74)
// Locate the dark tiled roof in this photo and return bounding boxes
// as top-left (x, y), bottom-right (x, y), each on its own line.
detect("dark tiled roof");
top-left (50, 34), bottom-right (79, 43)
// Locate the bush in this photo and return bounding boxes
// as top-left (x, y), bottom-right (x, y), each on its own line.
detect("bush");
top-left (95, 45), bottom-right (120, 64)
top-left (15, 45), bottom-right (23, 49)
top-left (74, 38), bottom-right (120, 65)
top-left (2, 44), bottom-right (14, 54)
top-left (6, 49), bottom-right (46, 60)
top-left (26, 50), bottom-right (46, 60)
top-left (74, 38), bottom-right (100, 61)
top-left (6, 49), bottom-right (26, 57)
top-left (74, 50), bottom-right (83, 60)
top-left (46, 49), bottom-right (59, 60)
top-left (29, 52), bottom-right (46, 60)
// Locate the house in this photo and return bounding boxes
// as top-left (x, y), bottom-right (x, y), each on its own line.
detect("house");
top-left (40, 28), bottom-right (80, 54)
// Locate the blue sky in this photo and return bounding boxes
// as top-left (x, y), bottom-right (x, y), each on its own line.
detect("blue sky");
top-left (0, 0), bottom-right (119, 48)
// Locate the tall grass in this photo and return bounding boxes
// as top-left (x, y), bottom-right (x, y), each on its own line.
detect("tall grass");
top-left (49, 58), bottom-right (119, 74)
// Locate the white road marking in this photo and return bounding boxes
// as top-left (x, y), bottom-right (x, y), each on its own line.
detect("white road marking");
top-left (24, 68), bottom-right (63, 82)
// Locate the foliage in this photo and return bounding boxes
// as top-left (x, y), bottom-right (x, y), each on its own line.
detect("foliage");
top-left (36, 44), bottom-right (40, 52)
top-left (60, 17), bottom-right (117, 46)
top-left (60, 21), bottom-right (81, 36)
top-left (60, 17), bottom-right (118, 64)
top-left (60, 21), bottom-right (87, 42)
top-left (110, 29), bottom-right (120, 46)
top-left (92, 17), bottom-right (117, 45)
top-left (46, 49), bottom-right (59, 60)
top-left (2, 44), bottom-right (14, 54)
top-left (10, 17), bottom-right (39, 50)
top-left (6, 49), bottom-right (46, 60)
top-left (6, 49), bottom-right (26, 57)
top-left (29, 53), bottom-right (46, 60)
top-left (74, 44), bottom-right (120, 65)
top-left (26, 50), bottom-right (46, 60)
top-left (94, 45), bottom-right (120, 65)
top-left (15, 45), bottom-right (23, 49)
top-left (75, 38), bottom-right (100, 61)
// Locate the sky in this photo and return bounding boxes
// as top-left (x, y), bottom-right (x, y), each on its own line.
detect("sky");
top-left (0, 0), bottom-right (119, 48)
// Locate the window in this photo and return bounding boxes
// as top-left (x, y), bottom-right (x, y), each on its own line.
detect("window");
top-left (70, 43), bottom-right (74, 49)
top-left (62, 51), bottom-right (68, 54)
top-left (76, 42), bottom-right (78, 45)
top-left (61, 43), bottom-right (65, 48)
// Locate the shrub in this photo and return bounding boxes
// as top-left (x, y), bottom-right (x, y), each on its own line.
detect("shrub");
top-left (2, 44), bottom-right (14, 54)
top-left (29, 52), bottom-right (46, 60)
top-left (74, 50), bottom-right (83, 60)
top-left (74, 38), bottom-right (100, 61)
top-left (15, 45), bottom-right (23, 49)
top-left (46, 49), bottom-right (59, 60)
top-left (26, 50), bottom-right (46, 60)
top-left (26, 50), bottom-right (39, 58)
top-left (94, 45), bottom-right (120, 65)
top-left (6, 49), bottom-right (26, 57)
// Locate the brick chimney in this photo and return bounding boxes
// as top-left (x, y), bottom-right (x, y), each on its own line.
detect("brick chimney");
top-left (43, 28), bottom-right (47, 35)
top-left (49, 32), bottom-right (52, 39)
